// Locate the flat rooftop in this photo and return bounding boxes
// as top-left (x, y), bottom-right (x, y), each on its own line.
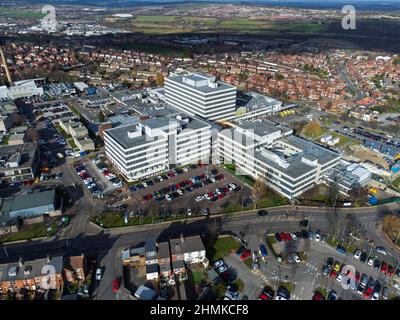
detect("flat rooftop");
top-left (166, 73), bottom-right (236, 94)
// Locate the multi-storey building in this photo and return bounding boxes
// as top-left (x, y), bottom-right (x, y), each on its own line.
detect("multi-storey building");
top-left (217, 119), bottom-right (341, 199)
top-left (165, 72), bottom-right (237, 121)
top-left (104, 113), bottom-right (211, 181)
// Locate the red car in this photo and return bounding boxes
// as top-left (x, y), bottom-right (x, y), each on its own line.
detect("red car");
top-left (240, 249), bottom-right (251, 261)
top-left (175, 183), bottom-right (181, 189)
top-left (218, 193), bottom-right (225, 200)
top-left (329, 270), bottom-right (337, 279)
top-left (222, 187), bottom-right (229, 193)
top-left (355, 271), bottom-right (360, 283)
top-left (143, 194), bottom-right (153, 201)
top-left (363, 287), bottom-right (373, 299)
top-left (199, 174), bottom-right (205, 180)
top-left (312, 293), bottom-right (325, 300)
top-left (279, 233), bottom-right (292, 241)
top-left (380, 262), bottom-right (388, 274)
top-left (259, 293), bottom-right (271, 300)
top-left (112, 278), bottom-right (120, 293)
top-left (103, 170), bottom-right (110, 176)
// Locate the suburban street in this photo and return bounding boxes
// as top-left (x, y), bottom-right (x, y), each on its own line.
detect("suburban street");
top-left (1, 203), bottom-right (399, 300)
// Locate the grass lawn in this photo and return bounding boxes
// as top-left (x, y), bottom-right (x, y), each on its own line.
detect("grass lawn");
top-left (0, 221), bottom-right (57, 243)
top-left (278, 281), bottom-right (295, 293)
top-left (243, 257), bottom-right (253, 269)
top-left (232, 278), bottom-right (245, 292)
top-left (315, 287), bottom-right (328, 298)
top-left (330, 132), bottom-right (359, 147)
top-left (94, 211), bottom-right (153, 228)
top-left (68, 138), bottom-right (77, 149)
top-left (1, 135), bottom-right (9, 145)
top-left (257, 192), bottom-right (288, 208)
top-left (222, 164), bottom-right (255, 186)
top-left (206, 236), bottom-right (240, 262)
top-left (192, 271), bottom-right (204, 285)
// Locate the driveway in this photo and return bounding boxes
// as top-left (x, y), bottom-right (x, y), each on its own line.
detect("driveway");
top-left (225, 253), bottom-right (265, 299)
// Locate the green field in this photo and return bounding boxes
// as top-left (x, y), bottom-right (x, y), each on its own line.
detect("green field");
top-left (206, 236), bottom-right (240, 262)
top-left (0, 8), bottom-right (45, 19)
top-left (135, 15), bottom-right (177, 23)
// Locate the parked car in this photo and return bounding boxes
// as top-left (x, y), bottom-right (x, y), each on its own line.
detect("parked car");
top-left (353, 249), bottom-right (362, 260)
top-left (376, 246), bottom-right (387, 255)
top-left (240, 249), bottom-right (251, 261)
top-left (95, 268), bottom-right (102, 281)
top-left (258, 210), bottom-right (268, 216)
top-left (336, 245), bottom-right (346, 255)
top-left (112, 278), bottom-right (120, 293)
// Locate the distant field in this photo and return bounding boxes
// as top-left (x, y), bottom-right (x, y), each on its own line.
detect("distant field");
top-left (134, 15), bottom-right (177, 23)
top-left (0, 8), bottom-right (45, 19)
top-left (130, 16), bottom-right (334, 36)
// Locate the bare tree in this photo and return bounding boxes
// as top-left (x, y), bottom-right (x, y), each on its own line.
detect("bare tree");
top-left (252, 177), bottom-right (267, 210)
top-left (148, 201), bottom-right (161, 224)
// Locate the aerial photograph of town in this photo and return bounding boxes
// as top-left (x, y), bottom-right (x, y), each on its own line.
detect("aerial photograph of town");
top-left (0, 0), bottom-right (400, 310)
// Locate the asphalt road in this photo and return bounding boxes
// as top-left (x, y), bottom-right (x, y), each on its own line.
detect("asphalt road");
top-left (1, 204), bottom-right (400, 299)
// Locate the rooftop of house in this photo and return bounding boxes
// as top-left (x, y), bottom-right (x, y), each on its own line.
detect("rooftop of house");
top-left (169, 235), bottom-right (205, 256)
top-left (157, 242), bottom-right (171, 260)
top-left (0, 256), bottom-right (63, 283)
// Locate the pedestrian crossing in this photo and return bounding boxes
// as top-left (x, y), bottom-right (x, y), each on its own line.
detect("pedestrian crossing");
top-left (305, 262), bottom-right (319, 272)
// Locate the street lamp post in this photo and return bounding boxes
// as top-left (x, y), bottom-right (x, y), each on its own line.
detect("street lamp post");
top-left (3, 244), bottom-right (8, 258)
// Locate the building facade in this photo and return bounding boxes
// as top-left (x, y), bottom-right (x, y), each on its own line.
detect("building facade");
top-left (165, 73), bottom-right (237, 121)
top-left (104, 113), bottom-right (211, 181)
top-left (217, 120), bottom-right (341, 199)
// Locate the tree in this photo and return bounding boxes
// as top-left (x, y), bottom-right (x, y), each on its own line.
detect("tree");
top-left (303, 121), bottom-right (323, 139)
top-left (348, 187), bottom-right (369, 205)
top-left (98, 111), bottom-right (106, 123)
top-left (252, 177), bottom-right (267, 210)
top-left (148, 202), bottom-right (161, 224)
top-left (155, 73), bottom-right (164, 86)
